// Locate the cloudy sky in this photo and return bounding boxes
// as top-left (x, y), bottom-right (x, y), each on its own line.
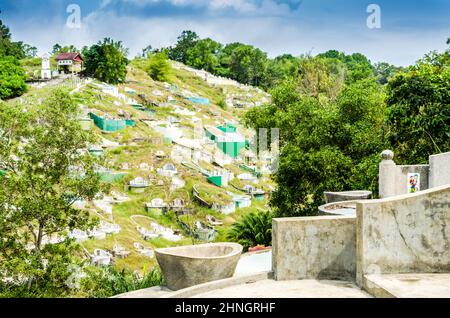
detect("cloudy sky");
top-left (1, 0), bottom-right (449, 66)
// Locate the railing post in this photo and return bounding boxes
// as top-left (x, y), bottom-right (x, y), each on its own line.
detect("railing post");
top-left (379, 150), bottom-right (397, 198)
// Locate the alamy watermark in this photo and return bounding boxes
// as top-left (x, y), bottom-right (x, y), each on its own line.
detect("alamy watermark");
top-left (66, 4), bottom-right (81, 29)
top-left (367, 4), bottom-right (381, 29)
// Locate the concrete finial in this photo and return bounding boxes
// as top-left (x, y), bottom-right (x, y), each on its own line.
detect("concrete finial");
top-left (381, 150), bottom-right (394, 161)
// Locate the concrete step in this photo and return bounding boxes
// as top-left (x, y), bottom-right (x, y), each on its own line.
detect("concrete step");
top-left (364, 274), bottom-right (450, 298)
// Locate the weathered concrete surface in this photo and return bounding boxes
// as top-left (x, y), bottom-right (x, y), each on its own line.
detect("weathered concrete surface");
top-left (379, 150), bottom-right (450, 198)
top-left (429, 152), bottom-right (450, 188)
top-left (155, 243), bottom-right (243, 291)
top-left (364, 274), bottom-right (450, 298)
top-left (191, 279), bottom-right (371, 298)
top-left (378, 156), bottom-right (399, 199)
top-left (273, 216), bottom-right (356, 281)
top-left (356, 185), bottom-right (450, 287)
top-left (379, 149), bottom-right (432, 198)
top-left (379, 161), bottom-right (429, 198)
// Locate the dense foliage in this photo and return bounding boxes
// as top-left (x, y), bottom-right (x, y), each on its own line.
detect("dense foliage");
top-left (0, 265), bottom-right (164, 298)
top-left (0, 20), bottom-right (26, 59)
top-left (146, 52), bottom-right (173, 82)
top-left (316, 50), bottom-right (375, 83)
top-left (166, 34), bottom-right (271, 88)
top-left (0, 90), bottom-right (104, 295)
top-left (227, 211), bottom-right (273, 250)
top-left (0, 56), bottom-right (27, 99)
top-left (161, 30), bottom-right (395, 90)
top-left (0, 19), bottom-right (28, 99)
top-left (52, 44), bottom-right (79, 55)
top-left (386, 50), bottom-right (450, 164)
top-left (185, 38), bottom-right (221, 73)
top-left (83, 38), bottom-right (129, 84)
top-left (167, 30), bottom-right (199, 64)
top-left (244, 56), bottom-right (386, 217)
top-left (79, 266), bottom-right (164, 298)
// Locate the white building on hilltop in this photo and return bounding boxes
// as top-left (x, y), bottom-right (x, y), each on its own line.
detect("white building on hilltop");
top-left (41, 53), bottom-right (52, 80)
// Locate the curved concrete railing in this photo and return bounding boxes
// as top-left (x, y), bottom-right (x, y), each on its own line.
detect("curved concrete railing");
top-left (155, 243), bottom-right (243, 290)
top-left (356, 184), bottom-right (450, 287)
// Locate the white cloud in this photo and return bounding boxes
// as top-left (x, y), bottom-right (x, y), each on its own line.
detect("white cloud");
top-left (106, 0), bottom-right (297, 15)
top-left (100, 0), bottom-right (113, 8)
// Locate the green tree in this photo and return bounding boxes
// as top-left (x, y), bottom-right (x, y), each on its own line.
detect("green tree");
top-left (83, 38), bottom-right (129, 84)
top-left (185, 38), bottom-right (222, 73)
top-left (297, 56), bottom-right (346, 100)
top-left (0, 56), bottom-right (27, 99)
top-left (141, 45), bottom-right (153, 58)
top-left (216, 42), bottom-right (243, 77)
top-left (168, 30), bottom-right (199, 63)
top-left (22, 44), bottom-right (38, 58)
top-left (263, 54), bottom-right (300, 89)
top-left (374, 62), bottom-right (404, 85)
top-left (146, 52), bottom-right (172, 82)
top-left (0, 89), bottom-right (104, 295)
top-left (52, 44), bottom-right (79, 55)
top-left (227, 211), bottom-right (273, 250)
top-left (317, 50), bottom-right (375, 82)
top-left (386, 51), bottom-right (450, 164)
top-left (244, 78), bottom-right (386, 217)
top-left (0, 19), bottom-right (26, 59)
top-left (52, 43), bottom-right (62, 55)
top-left (229, 44), bottom-right (268, 86)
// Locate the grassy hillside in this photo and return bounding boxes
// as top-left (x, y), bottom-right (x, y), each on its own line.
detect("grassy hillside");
top-left (7, 58), bottom-right (274, 272)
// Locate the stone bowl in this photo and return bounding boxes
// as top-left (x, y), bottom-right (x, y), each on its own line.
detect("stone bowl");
top-left (155, 242), bottom-right (243, 291)
top-left (324, 191), bottom-right (372, 204)
top-left (319, 201), bottom-right (358, 217)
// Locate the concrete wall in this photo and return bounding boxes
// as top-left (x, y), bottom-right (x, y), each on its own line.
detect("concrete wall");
top-left (379, 150), bottom-right (450, 198)
top-left (356, 184), bottom-right (450, 287)
top-left (429, 152), bottom-right (450, 188)
top-left (273, 216), bottom-right (356, 281)
top-left (379, 159), bottom-right (429, 198)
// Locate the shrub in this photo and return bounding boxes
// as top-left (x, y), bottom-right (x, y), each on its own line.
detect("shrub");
top-left (0, 56), bottom-right (27, 99)
top-left (217, 98), bottom-right (227, 110)
top-left (83, 38), bottom-right (128, 84)
top-left (80, 265), bottom-right (165, 298)
top-left (227, 211), bottom-right (273, 250)
top-left (146, 52), bottom-right (172, 82)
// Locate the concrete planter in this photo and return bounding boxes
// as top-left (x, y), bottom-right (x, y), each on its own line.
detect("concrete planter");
top-left (324, 191), bottom-right (372, 204)
top-left (155, 243), bottom-right (243, 291)
top-left (319, 201), bottom-right (357, 217)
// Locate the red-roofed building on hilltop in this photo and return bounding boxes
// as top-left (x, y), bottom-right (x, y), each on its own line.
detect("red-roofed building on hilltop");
top-left (55, 52), bottom-right (84, 74)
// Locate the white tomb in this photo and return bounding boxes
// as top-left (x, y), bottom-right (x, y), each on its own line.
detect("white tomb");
top-left (41, 53), bottom-right (52, 80)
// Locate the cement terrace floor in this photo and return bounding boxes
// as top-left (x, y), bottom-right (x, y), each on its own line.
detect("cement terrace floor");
top-left (365, 274), bottom-right (450, 298)
top-left (117, 274), bottom-right (450, 298)
top-left (191, 279), bottom-right (372, 298)
top-left (114, 251), bottom-right (450, 299)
